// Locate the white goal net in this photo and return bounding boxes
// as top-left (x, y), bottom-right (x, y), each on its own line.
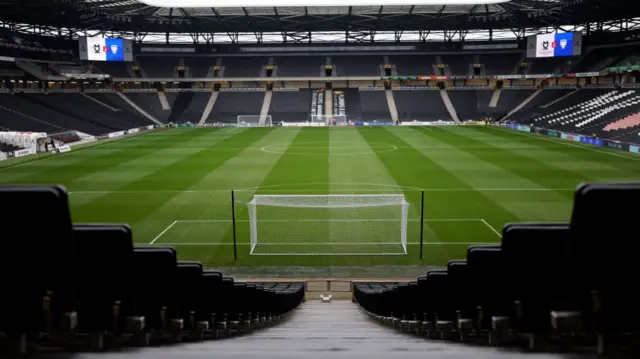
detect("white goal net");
top-left (247, 194), bottom-right (409, 256)
top-left (310, 115), bottom-right (348, 126)
top-left (237, 115), bottom-right (272, 127)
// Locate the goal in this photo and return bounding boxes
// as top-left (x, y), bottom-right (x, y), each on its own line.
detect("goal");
top-left (310, 115), bottom-right (348, 126)
top-left (237, 115), bottom-right (272, 127)
top-left (246, 194), bottom-right (409, 255)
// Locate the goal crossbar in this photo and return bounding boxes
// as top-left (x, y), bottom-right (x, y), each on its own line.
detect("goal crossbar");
top-left (247, 194), bottom-right (410, 256)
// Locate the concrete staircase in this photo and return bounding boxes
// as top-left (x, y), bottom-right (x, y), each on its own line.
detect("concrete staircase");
top-left (440, 90), bottom-right (460, 123)
top-left (325, 89), bottom-right (333, 118)
top-left (199, 92), bottom-right (219, 125)
top-left (259, 91), bottom-right (273, 126)
top-left (82, 93), bottom-right (120, 111)
top-left (489, 89), bottom-right (502, 108)
top-left (541, 89), bottom-right (579, 108)
top-left (116, 92), bottom-right (162, 125)
top-left (158, 92), bottom-right (171, 110)
top-left (385, 90), bottom-right (399, 122)
top-left (502, 89), bottom-right (543, 121)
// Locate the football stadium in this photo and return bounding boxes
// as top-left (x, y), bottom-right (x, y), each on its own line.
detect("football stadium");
top-left (1, 0), bottom-right (640, 357)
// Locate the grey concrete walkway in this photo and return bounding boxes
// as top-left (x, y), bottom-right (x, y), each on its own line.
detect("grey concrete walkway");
top-left (45, 301), bottom-right (596, 359)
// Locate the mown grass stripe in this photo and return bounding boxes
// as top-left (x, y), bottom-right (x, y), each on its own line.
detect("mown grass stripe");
top-left (426, 126), bottom-right (587, 200)
top-left (72, 128), bottom-right (274, 225)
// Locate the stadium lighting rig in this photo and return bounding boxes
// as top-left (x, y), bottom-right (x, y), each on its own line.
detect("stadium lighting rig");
top-left (140, 0), bottom-right (510, 7)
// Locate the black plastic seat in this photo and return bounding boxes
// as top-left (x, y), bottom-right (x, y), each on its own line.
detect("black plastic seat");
top-left (0, 185), bottom-right (76, 341)
top-left (132, 246), bottom-right (179, 332)
top-left (500, 223), bottom-right (572, 337)
top-left (74, 224), bottom-right (137, 334)
top-left (570, 183), bottom-right (640, 336)
top-left (467, 245), bottom-right (501, 331)
top-left (176, 262), bottom-right (203, 330)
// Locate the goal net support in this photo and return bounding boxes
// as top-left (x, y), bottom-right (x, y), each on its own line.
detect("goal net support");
top-left (247, 194), bottom-right (409, 255)
top-left (310, 115), bottom-right (348, 126)
top-left (237, 115), bottom-right (272, 127)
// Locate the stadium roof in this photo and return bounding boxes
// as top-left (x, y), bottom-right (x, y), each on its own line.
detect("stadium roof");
top-left (1, 0), bottom-right (639, 43)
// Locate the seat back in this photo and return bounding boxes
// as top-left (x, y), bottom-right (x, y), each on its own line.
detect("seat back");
top-left (501, 223), bottom-right (571, 332)
top-left (133, 246), bottom-right (178, 330)
top-left (0, 185), bottom-right (75, 335)
top-left (74, 224), bottom-right (135, 331)
top-left (177, 261), bottom-right (203, 325)
top-left (467, 245), bottom-right (501, 329)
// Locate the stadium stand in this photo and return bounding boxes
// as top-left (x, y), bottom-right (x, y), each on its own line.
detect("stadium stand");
top-left (478, 53), bottom-right (522, 75)
top-left (359, 90), bottom-right (391, 121)
top-left (526, 89), bottom-right (640, 140)
top-left (394, 90), bottom-right (452, 122)
top-left (270, 89), bottom-right (312, 123)
top-left (274, 56), bottom-right (324, 76)
top-left (222, 57), bottom-right (267, 77)
top-left (207, 91), bottom-right (265, 124)
top-left (354, 182), bottom-right (640, 353)
top-left (333, 55), bottom-right (382, 76)
top-left (447, 89), bottom-right (493, 121)
top-left (124, 92), bottom-right (175, 123)
top-left (0, 185), bottom-right (304, 354)
top-left (392, 55), bottom-right (436, 76)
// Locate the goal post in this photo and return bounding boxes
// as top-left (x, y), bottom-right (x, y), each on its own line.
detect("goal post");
top-left (246, 194), bottom-right (409, 255)
top-left (237, 115), bottom-right (272, 127)
top-left (310, 115), bottom-right (348, 126)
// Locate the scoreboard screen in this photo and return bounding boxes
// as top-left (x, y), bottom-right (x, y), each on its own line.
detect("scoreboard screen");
top-left (78, 37), bottom-right (133, 62)
top-left (526, 32), bottom-right (582, 58)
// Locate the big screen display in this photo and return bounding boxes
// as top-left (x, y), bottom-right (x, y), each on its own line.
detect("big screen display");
top-left (526, 32), bottom-right (582, 58)
top-left (78, 37), bottom-right (133, 62)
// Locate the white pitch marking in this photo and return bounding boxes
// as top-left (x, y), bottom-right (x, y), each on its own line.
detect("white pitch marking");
top-left (66, 188), bottom-right (575, 195)
top-left (491, 126), bottom-right (640, 161)
top-left (149, 220), bottom-right (178, 244)
top-left (480, 219), bottom-right (502, 238)
top-left (153, 242), bottom-right (497, 246)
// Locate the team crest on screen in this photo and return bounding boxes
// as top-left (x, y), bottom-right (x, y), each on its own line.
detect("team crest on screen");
top-left (542, 41), bottom-right (549, 50)
top-left (93, 44), bottom-right (101, 53)
top-left (111, 45), bottom-right (118, 54)
top-left (560, 39), bottom-right (568, 49)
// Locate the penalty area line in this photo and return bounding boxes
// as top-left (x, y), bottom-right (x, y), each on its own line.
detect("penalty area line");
top-left (481, 219), bottom-right (502, 238)
top-left (149, 220), bottom-right (178, 244)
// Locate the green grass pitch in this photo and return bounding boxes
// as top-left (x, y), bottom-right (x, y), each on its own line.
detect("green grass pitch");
top-left (1, 126), bottom-right (638, 274)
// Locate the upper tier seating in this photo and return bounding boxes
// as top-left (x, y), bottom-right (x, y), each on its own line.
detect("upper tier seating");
top-left (478, 53), bottom-right (522, 75)
top-left (392, 55), bottom-right (436, 76)
top-left (223, 57), bottom-right (266, 77)
top-left (441, 55), bottom-right (472, 76)
top-left (137, 56), bottom-right (178, 77)
top-left (333, 56), bottom-right (382, 76)
top-left (0, 185), bottom-right (305, 354)
top-left (354, 182), bottom-right (640, 355)
top-left (274, 56), bottom-right (324, 77)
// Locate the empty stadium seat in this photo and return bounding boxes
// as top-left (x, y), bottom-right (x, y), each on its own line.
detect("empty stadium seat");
top-left (0, 185), bottom-right (77, 350)
top-left (73, 224), bottom-right (140, 344)
top-left (499, 223), bottom-right (573, 347)
top-left (570, 183), bottom-right (640, 352)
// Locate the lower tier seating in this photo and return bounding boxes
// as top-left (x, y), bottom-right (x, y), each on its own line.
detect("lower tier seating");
top-left (0, 185), bottom-right (305, 355)
top-left (354, 182), bottom-right (640, 355)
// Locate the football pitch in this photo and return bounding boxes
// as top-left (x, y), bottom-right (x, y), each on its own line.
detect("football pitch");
top-left (2, 126), bottom-right (639, 276)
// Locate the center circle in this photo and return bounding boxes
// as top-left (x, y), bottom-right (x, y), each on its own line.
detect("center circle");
top-left (260, 141), bottom-right (398, 156)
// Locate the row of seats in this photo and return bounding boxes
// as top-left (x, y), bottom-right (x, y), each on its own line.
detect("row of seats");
top-left (0, 185), bottom-right (305, 355)
top-left (603, 112), bottom-right (640, 131)
top-left (535, 90), bottom-right (636, 126)
top-left (354, 183), bottom-right (640, 355)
